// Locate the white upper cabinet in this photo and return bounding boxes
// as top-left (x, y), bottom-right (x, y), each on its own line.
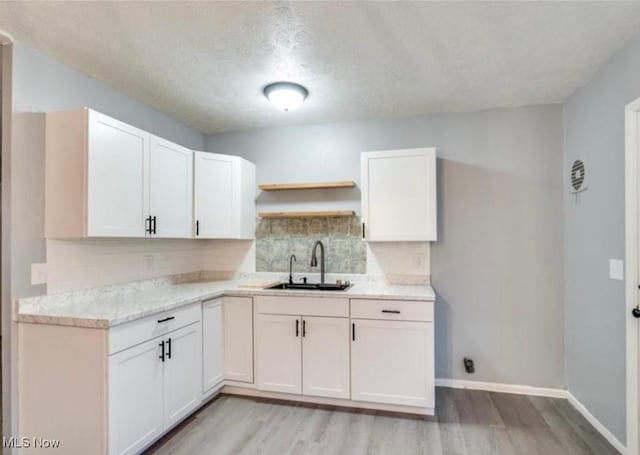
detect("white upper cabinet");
top-left (149, 136), bottom-right (193, 238)
top-left (361, 147), bottom-right (437, 241)
top-left (193, 151), bottom-right (255, 239)
top-left (45, 108), bottom-right (198, 239)
top-left (87, 111), bottom-right (150, 237)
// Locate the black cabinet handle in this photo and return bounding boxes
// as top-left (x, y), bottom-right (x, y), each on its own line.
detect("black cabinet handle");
top-left (633, 307), bottom-right (640, 318)
top-left (362, 222), bottom-right (365, 239)
top-left (196, 220), bottom-right (200, 236)
top-left (157, 316), bottom-right (175, 324)
top-left (145, 216), bottom-right (152, 234)
top-left (296, 319), bottom-right (299, 337)
top-left (352, 323), bottom-right (355, 341)
top-left (152, 216), bottom-right (157, 234)
top-left (166, 337), bottom-right (172, 359)
top-left (159, 340), bottom-right (165, 362)
top-left (382, 310), bottom-right (401, 314)
top-left (302, 319), bottom-right (306, 337)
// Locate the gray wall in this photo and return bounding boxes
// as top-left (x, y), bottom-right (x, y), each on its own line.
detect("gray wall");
top-left (10, 42), bottom-right (205, 299)
top-left (207, 104), bottom-right (565, 387)
top-left (563, 33), bottom-right (640, 444)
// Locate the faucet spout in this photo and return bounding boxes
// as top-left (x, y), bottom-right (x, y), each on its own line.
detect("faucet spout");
top-left (289, 254), bottom-right (297, 284)
top-left (310, 240), bottom-right (325, 284)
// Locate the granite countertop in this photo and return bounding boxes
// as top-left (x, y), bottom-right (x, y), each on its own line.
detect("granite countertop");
top-left (15, 276), bottom-right (436, 329)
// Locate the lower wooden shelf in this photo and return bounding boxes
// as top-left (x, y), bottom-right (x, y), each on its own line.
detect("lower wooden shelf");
top-left (258, 210), bottom-right (355, 219)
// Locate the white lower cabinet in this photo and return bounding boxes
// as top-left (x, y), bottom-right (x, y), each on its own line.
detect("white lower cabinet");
top-left (302, 316), bottom-right (350, 399)
top-left (254, 297), bottom-right (351, 400)
top-left (351, 319), bottom-right (434, 408)
top-left (163, 323), bottom-right (203, 427)
top-left (109, 337), bottom-right (164, 455)
top-left (203, 298), bottom-right (225, 392)
top-left (223, 296), bottom-right (254, 383)
top-left (256, 314), bottom-right (302, 394)
top-left (108, 311), bottom-right (202, 455)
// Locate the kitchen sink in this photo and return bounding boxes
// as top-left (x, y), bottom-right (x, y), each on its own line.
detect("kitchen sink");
top-left (267, 282), bottom-right (352, 291)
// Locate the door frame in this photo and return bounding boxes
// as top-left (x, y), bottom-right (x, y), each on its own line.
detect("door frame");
top-left (624, 97), bottom-right (640, 455)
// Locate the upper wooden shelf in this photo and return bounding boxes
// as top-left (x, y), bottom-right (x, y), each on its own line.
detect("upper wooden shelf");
top-left (259, 181), bottom-right (356, 191)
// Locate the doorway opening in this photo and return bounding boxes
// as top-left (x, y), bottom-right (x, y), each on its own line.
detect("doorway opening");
top-left (624, 97), bottom-right (640, 455)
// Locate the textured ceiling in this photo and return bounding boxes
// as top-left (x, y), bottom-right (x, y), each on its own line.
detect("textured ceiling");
top-left (1, 1), bottom-right (640, 134)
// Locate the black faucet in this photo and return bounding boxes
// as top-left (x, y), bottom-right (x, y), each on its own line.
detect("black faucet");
top-left (289, 254), bottom-right (297, 284)
top-left (310, 240), bottom-right (325, 284)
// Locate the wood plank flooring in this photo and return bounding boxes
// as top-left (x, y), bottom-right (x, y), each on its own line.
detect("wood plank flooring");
top-left (146, 388), bottom-right (618, 455)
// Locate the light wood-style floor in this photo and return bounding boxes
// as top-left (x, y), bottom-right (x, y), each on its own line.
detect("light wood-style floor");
top-left (146, 388), bottom-right (618, 455)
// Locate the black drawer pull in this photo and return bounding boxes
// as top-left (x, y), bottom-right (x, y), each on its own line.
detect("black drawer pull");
top-left (302, 319), bottom-right (306, 337)
top-left (352, 323), bottom-right (356, 341)
top-left (166, 337), bottom-right (172, 359)
top-left (296, 319), bottom-right (299, 337)
top-left (382, 310), bottom-right (401, 314)
top-left (157, 316), bottom-right (175, 324)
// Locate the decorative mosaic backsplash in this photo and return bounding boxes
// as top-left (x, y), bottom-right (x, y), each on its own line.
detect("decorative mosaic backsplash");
top-left (256, 216), bottom-right (366, 274)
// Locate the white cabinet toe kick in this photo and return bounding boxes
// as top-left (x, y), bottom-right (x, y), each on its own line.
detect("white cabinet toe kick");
top-left (19, 294), bottom-right (434, 455)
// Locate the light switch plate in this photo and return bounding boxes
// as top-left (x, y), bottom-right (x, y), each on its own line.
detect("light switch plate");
top-left (609, 259), bottom-right (624, 281)
top-left (31, 263), bottom-right (47, 285)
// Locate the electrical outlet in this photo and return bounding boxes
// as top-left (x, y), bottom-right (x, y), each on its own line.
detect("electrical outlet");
top-left (145, 254), bottom-right (156, 272)
top-left (609, 259), bottom-right (624, 281)
top-left (414, 253), bottom-right (425, 270)
top-left (31, 263), bottom-right (47, 285)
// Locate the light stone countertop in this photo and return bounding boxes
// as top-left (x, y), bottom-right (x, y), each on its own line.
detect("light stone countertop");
top-left (15, 276), bottom-right (436, 329)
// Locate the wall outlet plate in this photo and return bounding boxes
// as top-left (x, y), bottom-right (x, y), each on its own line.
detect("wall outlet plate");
top-left (609, 259), bottom-right (624, 281)
top-left (31, 263), bottom-right (47, 285)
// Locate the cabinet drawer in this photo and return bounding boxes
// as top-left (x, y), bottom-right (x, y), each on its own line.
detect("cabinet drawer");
top-left (255, 296), bottom-right (348, 317)
top-left (109, 303), bottom-right (201, 355)
top-left (350, 299), bottom-right (433, 322)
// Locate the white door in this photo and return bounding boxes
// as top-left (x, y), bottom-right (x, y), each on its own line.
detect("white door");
top-left (87, 110), bottom-right (150, 237)
top-left (255, 314), bottom-right (302, 394)
top-left (163, 322), bottom-right (203, 428)
top-left (108, 337), bottom-right (164, 455)
top-left (361, 148), bottom-right (437, 241)
top-left (194, 152), bottom-right (238, 238)
top-left (149, 136), bottom-right (193, 238)
top-left (203, 299), bottom-right (224, 393)
top-left (351, 319), bottom-right (434, 408)
top-left (224, 297), bottom-right (254, 383)
top-left (302, 317), bottom-right (350, 399)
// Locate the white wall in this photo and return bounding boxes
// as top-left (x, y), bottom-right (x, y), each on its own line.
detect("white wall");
top-left (206, 104), bottom-right (565, 388)
top-left (563, 31), bottom-right (640, 445)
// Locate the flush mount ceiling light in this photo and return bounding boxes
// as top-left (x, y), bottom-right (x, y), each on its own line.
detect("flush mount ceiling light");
top-left (263, 82), bottom-right (308, 112)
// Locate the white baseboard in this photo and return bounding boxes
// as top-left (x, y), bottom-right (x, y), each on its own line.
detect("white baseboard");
top-left (435, 378), bottom-right (567, 398)
top-left (435, 378), bottom-right (625, 454)
top-left (566, 392), bottom-right (626, 455)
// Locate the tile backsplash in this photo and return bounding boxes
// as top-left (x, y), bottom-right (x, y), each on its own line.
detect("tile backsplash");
top-left (256, 216), bottom-right (366, 274)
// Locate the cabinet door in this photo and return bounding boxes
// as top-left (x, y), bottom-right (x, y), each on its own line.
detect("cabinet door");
top-left (255, 314), bottom-right (301, 394)
top-left (87, 110), bottom-right (150, 237)
top-left (108, 337), bottom-right (164, 455)
top-left (351, 319), bottom-right (434, 408)
top-left (203, 299), bottom-right (224, 393)
top-left (149, 136), bottom-right (193, 238)
top-left (194, 152), bottom-right (238, 238)
top-left (302, 317), bottom-right (350, 399)
top-left (163, 322), bottom-right (203, 428)
top-left (224, 297), bottom-right (254, 383)
top-left (361, 148), bottom-right (437, 241)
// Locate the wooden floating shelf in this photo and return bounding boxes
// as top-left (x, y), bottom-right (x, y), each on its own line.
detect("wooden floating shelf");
top-left (259, 181), bottom-right (356, 191)
top-left (259, 210), bottom-right (356, 219)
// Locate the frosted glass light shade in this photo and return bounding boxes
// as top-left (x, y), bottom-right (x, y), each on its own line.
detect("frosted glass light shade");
top-left (263, 82), bottom-right (308, 111)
